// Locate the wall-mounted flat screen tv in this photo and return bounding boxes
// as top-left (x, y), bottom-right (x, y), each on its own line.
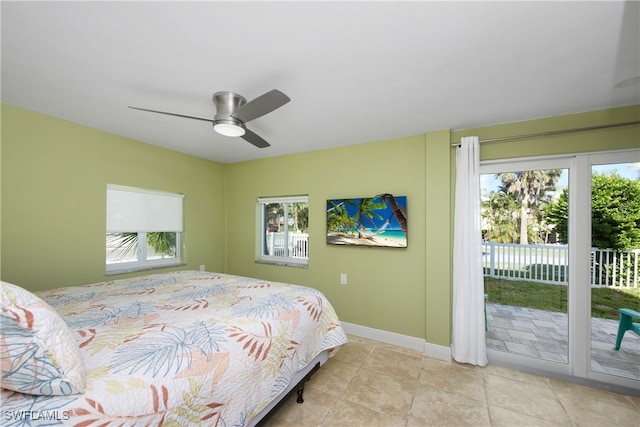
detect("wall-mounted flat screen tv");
top-left (326, 194), bottom-right (407, 248)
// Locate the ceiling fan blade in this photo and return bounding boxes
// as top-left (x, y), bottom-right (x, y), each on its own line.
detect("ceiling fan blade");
top-left (128, 106), bottom-right (214, 122)
top-left (230, 89), bottom-right (290, 123)
top-left (241, 128), bottom-right (271, 148)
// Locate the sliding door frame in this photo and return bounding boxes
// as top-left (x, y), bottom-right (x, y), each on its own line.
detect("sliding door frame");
top-left (481, 154), bottom-right (575, 377)
top-left (583, 149), bottom-right (640, 392)
top-left (481, 149), bottom-right (640, 394)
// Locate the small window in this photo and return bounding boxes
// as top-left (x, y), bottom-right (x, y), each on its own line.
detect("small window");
top-left (106, 185), bottom-right (185, 274)
top-left (258, 195), bottom-right (309, 267)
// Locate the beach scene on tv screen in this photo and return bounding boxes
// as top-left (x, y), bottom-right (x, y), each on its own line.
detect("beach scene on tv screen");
top-left (326, 194), bottom-right (407, 248)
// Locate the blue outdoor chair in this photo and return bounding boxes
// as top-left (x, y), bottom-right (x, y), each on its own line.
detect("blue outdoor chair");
top-left (614, 308), bottom-right (640, 351)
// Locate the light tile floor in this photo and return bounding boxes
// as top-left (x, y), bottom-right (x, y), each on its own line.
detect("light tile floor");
top-left (266, 335), bottom-right (640, 426)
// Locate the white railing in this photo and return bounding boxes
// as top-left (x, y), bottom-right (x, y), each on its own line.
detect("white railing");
top-left (591, 248), bottom-right (640, 288)
top-left (265, 232), bottom-right (309, 259)
top-left (482, 241), bottom-right (639, 288)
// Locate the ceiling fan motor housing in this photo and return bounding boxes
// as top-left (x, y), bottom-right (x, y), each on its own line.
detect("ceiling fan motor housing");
top-left (213, 91), bottom-right (246, 122)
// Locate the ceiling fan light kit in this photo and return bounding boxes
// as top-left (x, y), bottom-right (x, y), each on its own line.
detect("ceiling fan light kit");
top-left (213, 121), bottom-right (246, 137)
top-left (129, 89), bottom-right (290, 148)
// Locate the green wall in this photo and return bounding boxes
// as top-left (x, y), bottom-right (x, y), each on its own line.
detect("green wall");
top-left (1, 102), bottom-right (638, 348)
top-left (1, 104), bottom-right (225, 290)
top-left (224, 135), bottom-right (434, 341)
top-left (453, 106), bottom-right (640, 160)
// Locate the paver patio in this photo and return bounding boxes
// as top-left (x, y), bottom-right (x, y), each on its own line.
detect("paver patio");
top-left (486, 303), bottom-right (640, 380)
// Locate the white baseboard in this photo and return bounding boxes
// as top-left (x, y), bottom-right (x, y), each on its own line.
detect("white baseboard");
top-left (423, 341), bottom-right (453, 361)
top-left (341, 321), bottom-right (451, 362)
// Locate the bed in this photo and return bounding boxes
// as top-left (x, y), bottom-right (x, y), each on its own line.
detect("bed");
top-left (1, 270), bottom-right (348, 426)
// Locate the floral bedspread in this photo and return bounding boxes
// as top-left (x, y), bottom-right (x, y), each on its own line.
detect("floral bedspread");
top-left (1, 271), bottom-right (348, 426)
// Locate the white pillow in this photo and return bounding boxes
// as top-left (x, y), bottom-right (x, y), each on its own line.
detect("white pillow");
top-left (0, 281), bottom-right (85, 395)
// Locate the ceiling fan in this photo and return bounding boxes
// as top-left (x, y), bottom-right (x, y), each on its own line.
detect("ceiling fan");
top-left (128, 89), bottom-right (290, 148)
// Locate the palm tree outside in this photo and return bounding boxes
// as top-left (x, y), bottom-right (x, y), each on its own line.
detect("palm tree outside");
top-left (495, 170), bottom-right (562, 245)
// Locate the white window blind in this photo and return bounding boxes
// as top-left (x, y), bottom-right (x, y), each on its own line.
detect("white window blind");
top-left (257, 195), bottom-right (308, 204)
top-left (107, 185), bottom-right (184, 233)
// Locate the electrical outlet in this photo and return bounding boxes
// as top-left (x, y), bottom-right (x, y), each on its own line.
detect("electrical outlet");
top-left (340, 273), bottom-right (347, 285)
top-left (199, 265), bottom-right (205, 271)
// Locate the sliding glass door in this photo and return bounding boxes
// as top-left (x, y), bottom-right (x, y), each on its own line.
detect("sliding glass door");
top-left (481, 157), bottom-right (571, 371)
top-left (588, 152), bottom-right (640, 386)
top-left (481, 150), bottom-right (640, 392)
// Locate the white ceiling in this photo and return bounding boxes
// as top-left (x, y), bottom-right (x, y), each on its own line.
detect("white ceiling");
top-left (2, 1), bottom-right (639, 163)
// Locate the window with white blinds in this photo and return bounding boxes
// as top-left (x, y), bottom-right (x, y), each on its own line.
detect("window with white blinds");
top-left (106, 185), bottom-right (185, 274)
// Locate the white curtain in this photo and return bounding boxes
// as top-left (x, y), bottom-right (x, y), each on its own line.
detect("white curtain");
top-left (452, 136), bottom-right (488, 366)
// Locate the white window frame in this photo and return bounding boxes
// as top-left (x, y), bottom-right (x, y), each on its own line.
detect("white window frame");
top-left (106, 184), bottom-right (185, 275)
top-left (257, 195), bottom-right (309, 267)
